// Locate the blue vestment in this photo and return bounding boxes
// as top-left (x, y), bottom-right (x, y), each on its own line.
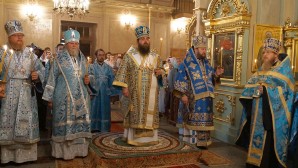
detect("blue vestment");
top-left (0, 47), bottom-right (45, 163)
top-left (89, 62), bottom-right (114, 132)
top-left (42, 50), bottom-right (91, 159)
top-left (174, 48), bottom-right (215, 147)
top-left (236, 57), bottom-right (295, 167)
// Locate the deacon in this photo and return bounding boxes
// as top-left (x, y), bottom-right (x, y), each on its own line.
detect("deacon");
top-left (113, 26), bottom-right (163, 146)
top-left (43, 29), bottom-right (91, 160)
top-left (0, 20), bottom-right (45, 163)
top-left (174, 35), bottom-right (223, 148)
top-left (89, 49), bottom-right (114, 132)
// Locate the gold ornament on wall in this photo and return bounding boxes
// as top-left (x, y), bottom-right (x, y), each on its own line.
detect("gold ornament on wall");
top-left (215, 99), bottom-right (226, 113)
top-left (220, 2), bottom-right (231, 17)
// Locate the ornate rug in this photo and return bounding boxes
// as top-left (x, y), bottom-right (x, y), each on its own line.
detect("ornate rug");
top-left (200, 150), bottom-right (232, 166)
top-left (111, 111), bottom-right (123, 123)
top-left (89, 131), bottom-right (202, 167)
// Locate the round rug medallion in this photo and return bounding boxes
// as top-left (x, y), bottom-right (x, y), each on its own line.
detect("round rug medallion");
top-left (90, 132), bottom-right (196, 159)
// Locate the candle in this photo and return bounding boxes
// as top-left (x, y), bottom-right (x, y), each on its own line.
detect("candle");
top-left (292, 65), bottom-right (295, 73)
top-left (160, 38), bottom-right (163, 55)
top-left (2, 45), bottom-right (7, 56)
top-left (254, 59), bottom-right (258, 70)
top-left (3, 49), bottom-right (14, 82)
top-left (220, 47), bottom-right (223, 67)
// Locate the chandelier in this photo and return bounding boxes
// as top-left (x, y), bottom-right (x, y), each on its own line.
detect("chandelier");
top-left (53, 0), bottom-right (90, 18)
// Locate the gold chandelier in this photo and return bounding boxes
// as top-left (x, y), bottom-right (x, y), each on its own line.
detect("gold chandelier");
top-left (53, 0), bottom-right (90, 18)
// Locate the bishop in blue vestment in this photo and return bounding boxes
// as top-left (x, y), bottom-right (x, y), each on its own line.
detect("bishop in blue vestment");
top-left (0, 20), bottom-right (45, 163)
top-left (43, 29), bottom-right (91, 160)
top-left (174, 35), bottom-right (223, 148)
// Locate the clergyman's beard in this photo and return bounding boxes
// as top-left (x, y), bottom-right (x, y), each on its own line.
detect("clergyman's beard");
top-left (68, 48), bottom-right (79, 57)
top-left (261, 60), bottom-right (273, 71)
top-left (10, 42), bottom-right (24, 50)
top-left (138, 43), bottom-right (150, 55)
top-left (196, 52), bottom-right (206, 60)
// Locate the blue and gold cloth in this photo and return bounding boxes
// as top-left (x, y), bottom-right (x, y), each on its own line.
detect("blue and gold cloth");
top-left (174, 48), bottom-right (215, 146)
top-left (42, 50), bottom-right (91, 142)
top-left (237, 57), bottom-right (295, 167)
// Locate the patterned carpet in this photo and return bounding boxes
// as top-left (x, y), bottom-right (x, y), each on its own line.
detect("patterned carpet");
top-left (111, 111), bottom-right (123, 123)
top-left (56, 123), bottom-right (231, 168)
top-left (200, 150), bottom-right (232, 166)
top-left (89, 131), bottom-right (202, 167)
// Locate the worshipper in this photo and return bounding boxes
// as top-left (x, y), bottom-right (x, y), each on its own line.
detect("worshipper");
top-left (42, 28), bottom-right (92, 160)
top-left (113, 25), bottom-right (163, 146)
top-left (116, 53), bottom-right (123, 68)
top-left (104, 52), bottom-right (112, 64)
top-left (36, 47), bottom-right (52, 132)
top-left (89, 49), bottom-right (114, 132)
top-left (0, 20), bottom-right (45, 163)
top-left (56, 43), bottom-right (64, 54)
top-left (106, 53), bottom-right (118, 74)
top-left (158, 61), bottom-right (167, 118)
top-left (167, 57), bottom-right (182, 125)
top-left (236, 38), bottom-right (295, 168)
top-left (43, 43), bottom-right (64, 88)
top-left (164, 59), bottom-right (172, 119)
top-left (43, 43), bottom-right (64, 137)
top-left (174, 35), bottom-right (224, 148)
top-left (40, 47), bottom-right (51, 66)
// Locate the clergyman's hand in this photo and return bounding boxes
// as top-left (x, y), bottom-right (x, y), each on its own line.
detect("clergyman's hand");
top-left (31, 71), bottom-right (39, 81)
top-left (122, 87), bottom-right (129, 97)
top-left (258, 84), bottom-right (263, 95)
top-left (181, 95), bottom-right (188, 105)
top-left (215, 66), bottom-right (224, 76)
top-left (154, 69), bottom-right (163, 76)
top-left (84, 75), bottom-right (90, 85)
top-left (48, 101), bottom-right (53, 109)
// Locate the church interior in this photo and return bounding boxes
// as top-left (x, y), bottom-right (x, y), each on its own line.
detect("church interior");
top-left (1, 0), bottom-right (298, 167)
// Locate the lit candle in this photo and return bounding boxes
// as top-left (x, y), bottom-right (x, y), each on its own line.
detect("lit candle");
top-left (220, 47), bottom-right (223, 67)
top-left (30, 47), bottom-right (34, 58)
top-left (3, 49), bottom-right (14, 82)
top-left (160, 38), bottom-right (163, 55)
top-left (292, 65), bottom-right (295, 73)
top-left (254, 59), bottom-right (258, 70)
top-left (3, 45), bottom-right (7, 56)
